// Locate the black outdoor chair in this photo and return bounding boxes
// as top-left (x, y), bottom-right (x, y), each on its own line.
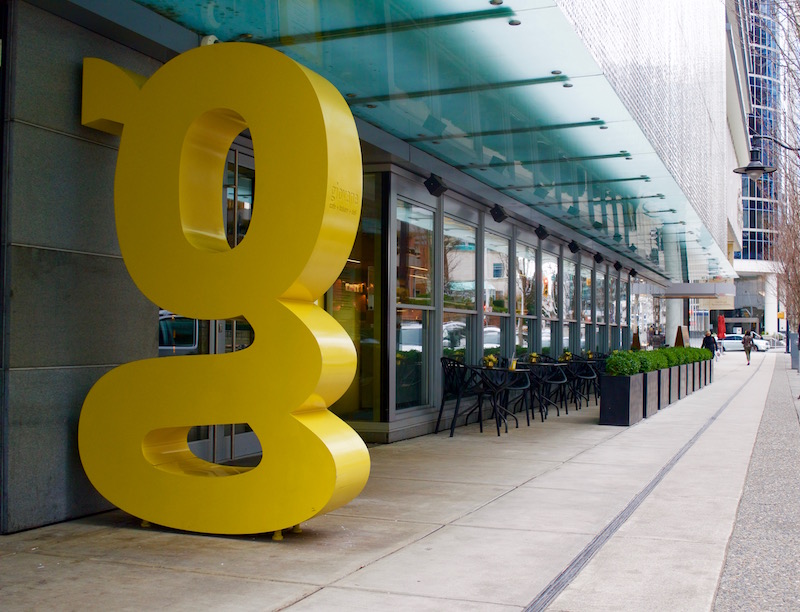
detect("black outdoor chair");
top-left (435, 357), bottom-right (486, 436)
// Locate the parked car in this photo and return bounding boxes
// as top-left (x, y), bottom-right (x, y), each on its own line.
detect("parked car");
top-left (159, 310), bottom-right (199, 356)
top-left (717, 333), bottom-right (769, 352)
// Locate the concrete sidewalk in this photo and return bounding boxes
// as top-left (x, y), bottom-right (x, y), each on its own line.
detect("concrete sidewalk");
top-left (0, 350), bottom-right (792, 611)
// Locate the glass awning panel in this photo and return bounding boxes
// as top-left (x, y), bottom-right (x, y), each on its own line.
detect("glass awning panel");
top-left (131, 0), bottom-right (734, 282)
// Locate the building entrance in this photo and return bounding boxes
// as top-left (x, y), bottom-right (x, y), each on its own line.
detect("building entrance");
top-left (159, 137), bottom-right (262, 465)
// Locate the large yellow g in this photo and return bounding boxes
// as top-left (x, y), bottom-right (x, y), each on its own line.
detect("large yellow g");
top-left (79, 43), bottom-right (370, 534)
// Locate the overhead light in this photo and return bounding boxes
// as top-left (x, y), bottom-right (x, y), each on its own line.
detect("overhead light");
top-left (424, 173), bottom-right (448, 196)
top-left (490, 204), bottom-right (508, 223)
top-left (733, 149), bottom-right (776, 181)
top-left (594, 253), bottom-right (604, 264)
top-left (568, 240), bottom-right (580, 253)
top-left (614, 261), bottom-right (623, 271)
top-left (535, 225), bottom-right (549, 240)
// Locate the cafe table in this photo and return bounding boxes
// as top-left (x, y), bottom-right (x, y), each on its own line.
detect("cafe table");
top-left (468, 365), bottom-right (531, 435)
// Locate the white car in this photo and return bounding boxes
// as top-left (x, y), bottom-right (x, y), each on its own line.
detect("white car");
top-left (717, 333), bottom-right (769, 352)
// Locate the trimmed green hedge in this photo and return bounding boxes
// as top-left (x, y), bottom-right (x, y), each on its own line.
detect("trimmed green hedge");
top-left (606, 346), bottom-right (710, 376)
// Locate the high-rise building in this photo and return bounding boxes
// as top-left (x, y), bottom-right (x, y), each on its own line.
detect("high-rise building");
top-left (733, 0), bottom-right (784, 334)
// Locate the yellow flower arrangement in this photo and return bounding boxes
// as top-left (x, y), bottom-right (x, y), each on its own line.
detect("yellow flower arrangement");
top-left (483, 354), bottom-right (499, 368)
top-left (558, 350), bottom-right (573, 362)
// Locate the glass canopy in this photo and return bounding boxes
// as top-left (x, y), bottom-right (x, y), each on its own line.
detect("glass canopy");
top-left (131, 0), bottom-right (735, 282)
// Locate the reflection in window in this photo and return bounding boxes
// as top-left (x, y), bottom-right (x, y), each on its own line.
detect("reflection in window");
top-left (516, 244), bottom-right (536, 316)
top-left (443, 217), bottom-right (476, 309)
top-left (516, 243), bottom-right (536, 355)
top-left (563, 324), bottom-right (571, 353)
top-left (329, 173), bottom-right (383, 422)
top-left (397, 200), bottom-right (433, 306)
top-left (620, 280), bottom-right (628, 326)
top-left (563, 261), bottom-right (577, 320)
top-left (484, 314), bottom-right (504, 358)
top-left (541, 252), bottom-right (558, 319)
top-left (596, 272), bottom-right (606, 324)
top-left (484, 233), bottom-right (509, 313)
top-left (396, 308), bottom-right (427, 409)
top-left (610, 275), bottom-right (618, 325)
top-left (443, 312), bottom-right (471, 362)
top-left (541, 319), bottom-right (552, 355)
top-left (580, 266), bottom-right (592, 323)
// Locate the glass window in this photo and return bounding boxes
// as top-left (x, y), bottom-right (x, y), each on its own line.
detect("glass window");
top-left (516, 243), bottom-right (537, 316)
top-left (610, 275), bottom-right (618, 325)
top-left (443, 216), bottom-right (476, 309)
top-left (443, 312), bottom-right (471, 362)
top-left (397, 200), bottom-right (433, 306)
top-left (484, 314), bottom-right (505, 359)
top-left (396, 308), bottom-right (428, 409)
top-left (541, 319), bottom-right (552, 356)
top-left (563, 323), bottom-right (571, 354)
top-left (330, 173), bottom-right (383, 422)
top-left (620, 279), bottom-right (628, 326)
top-left (563, 260), bottom-right (577, 321)
top-left (484, 233), bottom-right (509, 313)
top-left (596, 271), bottom-right (606, 324)
top-left (580, 266), bottom-right (592, 323)
top-left (542, 251), bottom-right (558, 319)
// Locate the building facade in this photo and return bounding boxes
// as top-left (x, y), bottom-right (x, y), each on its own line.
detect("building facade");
top-left (732, 0), bottom-right (783, 335)
top-left (0, 0), bottom-right (749, 533)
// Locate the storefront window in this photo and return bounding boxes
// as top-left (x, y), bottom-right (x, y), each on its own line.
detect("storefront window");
top-left (516, 244), bottom-right (537, 316)
top-left (329, 173), bottom-right (383, 422)
top-left (484, 314), bottom-right (505, 359)
top-left (620, 279), bottom-right (628, 326)
top-left (516, 242), bottom-right (536, 357)
top-left (580, 266), bottom-right (592, 323)
top-left (596, 271), bottom-right (606, 324)
top-left (563, 260), bottom-right (577, 320)
top-left (484, 233), bottom-right (509, 313)
top-left (397, 200), bottom-right (433, 306)
top-left (610, 275), bottom-right (618, 325)
top-left (443, 312), bottom-right (471, 362)
top-left (443, 217), bottom-right (476, 309)
top-left (541, 252), bottom-right (558, 319)
top-left (396, 308), bottom-right (428, 409)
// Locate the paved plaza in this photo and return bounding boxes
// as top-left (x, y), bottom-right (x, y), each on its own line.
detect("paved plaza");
top-left (1, 350), bottom-right (798, 611)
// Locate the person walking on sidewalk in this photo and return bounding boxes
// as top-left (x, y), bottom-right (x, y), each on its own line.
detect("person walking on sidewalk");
top-left (701, 330), bottom-right (718, 361)
top-left (742, 330), bottom-right (754, 365)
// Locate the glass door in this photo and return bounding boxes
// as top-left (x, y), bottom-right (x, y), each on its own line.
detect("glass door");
top-left (159, 138), bottom-right (261, 466)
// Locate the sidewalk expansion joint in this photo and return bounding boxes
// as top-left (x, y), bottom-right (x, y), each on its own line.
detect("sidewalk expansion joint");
top-left (524, 358), bottom-right (765, 612)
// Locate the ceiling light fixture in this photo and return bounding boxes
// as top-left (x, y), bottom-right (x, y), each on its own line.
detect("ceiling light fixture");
top-left (490, 204), bottom-right (508, 223)
top-left (423, 173), bottom-right (447, 196)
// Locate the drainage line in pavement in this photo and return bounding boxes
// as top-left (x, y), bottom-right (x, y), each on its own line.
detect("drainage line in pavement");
top-left (524, 359), bottom-right (763, 612)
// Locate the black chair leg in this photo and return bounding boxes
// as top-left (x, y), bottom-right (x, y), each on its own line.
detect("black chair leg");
top-left (448, 395), bottom-right (463, 438)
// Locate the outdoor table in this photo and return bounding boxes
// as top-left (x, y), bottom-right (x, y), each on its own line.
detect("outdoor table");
top-left (469, 366), bottom-right (531, 435)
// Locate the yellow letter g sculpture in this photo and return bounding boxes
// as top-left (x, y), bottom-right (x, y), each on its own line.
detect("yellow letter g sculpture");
top-left (79, 44), bottom-right (370, 534)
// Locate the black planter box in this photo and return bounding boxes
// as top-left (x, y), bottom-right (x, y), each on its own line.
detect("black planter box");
top-left (658, 368), bottom-right (669, 410)
top-left (708, 359), bottom-right (713, 383)
top-left (600, 373), bottom-right (644, 426)
top-left (694, 362), bottom-right (702, 390)
top-left (669, 366), bottom-right (679, 403)
top-left (642, 371), bottom-right (659, 418)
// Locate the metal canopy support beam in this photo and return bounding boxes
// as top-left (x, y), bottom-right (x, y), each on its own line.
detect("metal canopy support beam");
top-left (632, 282), bottom-right (736, 298)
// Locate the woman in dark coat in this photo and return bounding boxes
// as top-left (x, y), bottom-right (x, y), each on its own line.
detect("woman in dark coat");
top-left (742, 330), bottom-right (754, 365)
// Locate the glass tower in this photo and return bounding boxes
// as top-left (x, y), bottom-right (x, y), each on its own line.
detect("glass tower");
top-left (736, 0), bottom-right (782, 262)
